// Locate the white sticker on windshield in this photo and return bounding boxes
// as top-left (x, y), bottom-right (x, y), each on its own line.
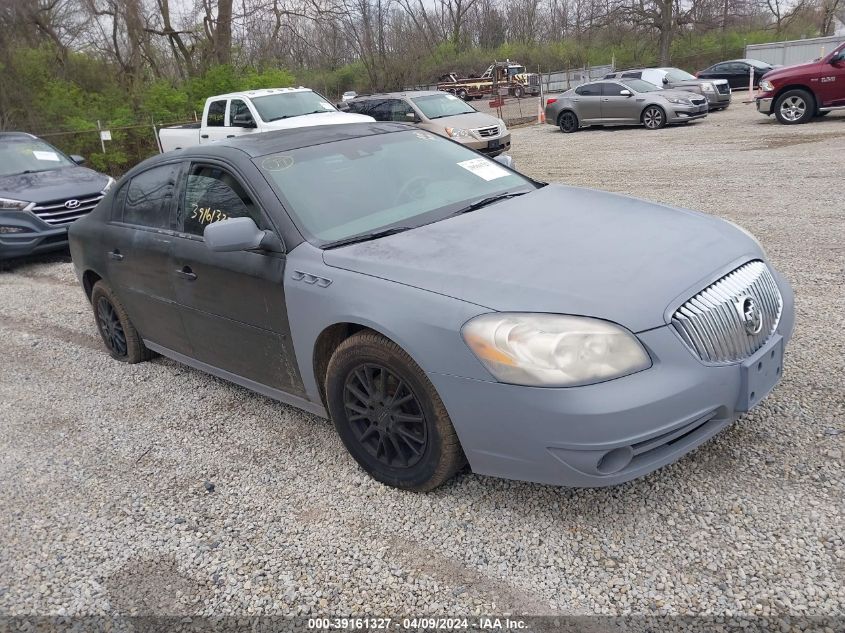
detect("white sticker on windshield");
top-left (458, 158), bottom-right (509, 181)
top-left (319, 102), bottom-right (335, 110)
top-left (32, 150), bottom-right (60, 161)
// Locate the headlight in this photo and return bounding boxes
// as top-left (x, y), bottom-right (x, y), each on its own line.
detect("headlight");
top-left (700, 83), bottom-right (715, 92)
top-left (0, 197), bottom-right (34, 212)
top-left (497, 118), bottom-right (507, 131)
top-left (446, 127), bottom-right (472, 139)
top-left (666, 97), bottom-right (691, 105)
top-left (462, 313), bottom-right (651, 387)
top-left (101, 176), bottom-right (116, 194)
top-left (759, 80), bottom-right (774, 92)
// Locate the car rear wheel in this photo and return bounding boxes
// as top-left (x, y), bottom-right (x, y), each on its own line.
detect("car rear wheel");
top-left (642, 106), bottom-right (666, 130)
top-left (325, 331), bottom-right (465, 491)
top-left (90, 281), bottom-right (152, 363)
top-left (513, 85), bottom-right (524, 98)
top-left (457, 88), bottom-right (468, 100)
top-left (558, 111), bottom-right (579, 133)
top-left (774, 89), bottom-right (814, 125)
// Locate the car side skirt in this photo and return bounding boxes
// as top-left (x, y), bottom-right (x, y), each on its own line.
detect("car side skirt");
top-left (144, 340), bottom-right (328, 418)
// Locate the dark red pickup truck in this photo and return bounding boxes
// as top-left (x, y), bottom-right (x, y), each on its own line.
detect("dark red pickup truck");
top-left (756, 42), bottom-right (845, 124)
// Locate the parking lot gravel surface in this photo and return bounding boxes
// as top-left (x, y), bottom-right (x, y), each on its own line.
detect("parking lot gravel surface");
top-left (1, 104), bottom-right (843, 620)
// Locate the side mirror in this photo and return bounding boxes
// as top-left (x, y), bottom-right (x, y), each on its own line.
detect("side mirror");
top-left (494, 154), bottom-right (514, 169)
top-left (232, 114), bottom-right (257, 128)
top-left (203, 217), bottom-right (284, 253)
top-left (619, 89), bottom-right (632, 97)
top-left (832, 53), bottom-right (845, 65)
top-left (405, 111), bottom-right (418, 122)
top-left (662, 77), bottom-right (669, 85)
top-left (70, 154), bottom-right (86, 165)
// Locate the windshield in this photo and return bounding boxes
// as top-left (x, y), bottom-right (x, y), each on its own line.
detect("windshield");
top-left (251, 91), bottom-right (336, 122)
top-left (622, 79), bottom-right (662, 93)
top-left (664, 68), bottom-right (697, 82)
top-left (411, 93), bottom-right (476, 119)
top-left (257, 130), bottom-right (534, 245)
top-left (508, 66), bottom-right (526, 76)
top-left (0, 138), bottom-right (74, 177)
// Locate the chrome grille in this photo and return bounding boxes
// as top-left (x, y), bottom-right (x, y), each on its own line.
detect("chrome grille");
top-left (690, 97), bottom-right (706, 106)
top-left (671, 261), bottom-right (782, 364)
top-left (475, 125), bottom-right (499, 138)
top-left (32, 194), bottom-right (103, 226)
top-left (716, 83), bottom-right (730, 95)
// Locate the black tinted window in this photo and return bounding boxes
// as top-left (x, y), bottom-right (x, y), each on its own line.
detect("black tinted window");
top-left (602, 83), bottom-right (627, 96)
top-left (180, 164), bottom-right (260, 237)
top-left (387, 99), bottom-right (414, 122)
top-left (622, 71), bottom-right (642, 79)
top-left (366, 100), bottom-right (392, 121)
top-left (122, 164), bottom-right (178, 229)
top-left (207, 100), bottom-right (226, 127)
top-left (229, 99), bottom-right (251, 125)
top-left (575, 84), bottom-right (602, 96)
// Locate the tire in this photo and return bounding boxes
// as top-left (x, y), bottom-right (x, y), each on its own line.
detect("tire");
top-left (325, 331), bottom-right (465, 491)
top-left (774, 89), bottom-right (815, 125)
top-left (558, 110), bottom-right (579, 133)
top-left (457, 89), bottom-right (468, 101)
top-left (513, 85), bottom-right (524, 99)
top-left (90, 280), bottom-right (152, 363)
top-left (642, 105), bottom-right (667, 130)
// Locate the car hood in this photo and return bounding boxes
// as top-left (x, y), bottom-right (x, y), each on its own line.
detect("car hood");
top-left (264, 111), bottom-right (374, 129)
top-left (674, 78), bottom-right (728, 88)
top-left (762, 60), bottom-right (821, 81)
top-left (659, 89), bottom-right (708, 101)
top-left (322, 184), bottom-right (762, 332)
top-left (429, 111), bottom-right (502, 131)
top-left (0, 165), bottom-right (109, 204)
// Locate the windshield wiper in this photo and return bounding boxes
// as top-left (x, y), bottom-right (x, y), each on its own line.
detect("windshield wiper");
top-left (452, 191), bottom-right (528, 216)
top-left (267, 110), bottom-right (332, 122)
top-left (323, 226), bottom-right (413, 249)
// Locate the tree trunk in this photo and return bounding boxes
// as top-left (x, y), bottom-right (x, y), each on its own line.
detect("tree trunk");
top-left (658, 0), bottom-right (674, 66)
top-left (215, 0), bottom-right (233, 65)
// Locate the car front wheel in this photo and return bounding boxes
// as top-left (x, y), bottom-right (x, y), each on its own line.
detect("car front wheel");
top-left (642, 106), bottom-right (667, 129)
top-left (774, 89), bottom-right (815, 124)
top-left (90, 280), bottom-right (152, 363)
top-left (326, 331), bottom-right (465, 491)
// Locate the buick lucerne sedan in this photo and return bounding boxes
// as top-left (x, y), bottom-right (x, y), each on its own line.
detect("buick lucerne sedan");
top-left (69, 123), bottom-right (794, 491)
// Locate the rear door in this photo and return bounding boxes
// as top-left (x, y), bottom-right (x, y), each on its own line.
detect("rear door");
top-left (168, 160), bottom-right (305, 395)
top-left (573, 83), bottom-right (603, 121)
top-left (101, 161), bottom-right (191, 355)
top-left (600, 82), bottom-right (638, 123)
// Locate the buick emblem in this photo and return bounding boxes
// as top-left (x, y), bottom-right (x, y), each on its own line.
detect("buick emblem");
top-left (64, 199), bottom-right (80, 209)
top-left (738, 296), bottom-right (763, 335)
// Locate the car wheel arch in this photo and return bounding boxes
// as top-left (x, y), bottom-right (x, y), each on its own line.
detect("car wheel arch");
top-left (312, 321), bottom-right (428, 411)
top-left (82, 270), bottom-right (103, 301)
top-left (772, 84), bottom-right (817, 106)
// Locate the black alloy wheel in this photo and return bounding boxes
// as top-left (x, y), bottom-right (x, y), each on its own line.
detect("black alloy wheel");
top-left (96, 296), bottom-right (128, 358)
top-left (343, 363), bottom-right (427, 468)
top-left (558, 111), bottom-right (579, 133)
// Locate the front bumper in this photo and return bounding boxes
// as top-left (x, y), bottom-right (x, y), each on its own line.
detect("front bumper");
top-left (667, 104), bottom-right (709, 123)
top-left (0, 210), bottom-right (70, 260)
top-left (705, 90), bottom-right (731, 108)
top-left (430, 271), bottom-right (794, 488)
top-left (756, 96), bottom-right (774, 115)
top-left (464, 132), bottom-right (512, 157)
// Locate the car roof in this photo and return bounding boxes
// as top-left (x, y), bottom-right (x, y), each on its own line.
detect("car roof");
top-left (210, 87), bottom-right (313, 100)
top-left (0, 131), bottom-right (39, 141)
top-left (352, 90), bottom-right (442, 100)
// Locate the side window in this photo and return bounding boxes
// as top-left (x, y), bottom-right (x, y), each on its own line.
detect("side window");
top-left (122, 163), bottom-right (179, 229)
top-left (602, 83), bottom-right (627, 96)
top-left (388, 99), bottom-right (414, 122)
top-left (367, 100), bottom-right (392, 121)
top-left (575, 84), bottom-right (601, 96)
top-left (206, 100), bottom-right (226, 127)
top-left (228, 99), bottom-right (251, 125)
top-left (711, 63), bottom-right (729, 73)
top-left (180, 164), bottom-right (261, 238)
top-left (622, 71), bottom-right (642, 79)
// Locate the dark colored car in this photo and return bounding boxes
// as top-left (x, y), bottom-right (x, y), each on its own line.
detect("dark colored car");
top-left (69, 123), bottom-right (793, 492)
top-left (0, 132), bottom-right (113, 260)
top-left (696, 59), bottom-right (775, 89)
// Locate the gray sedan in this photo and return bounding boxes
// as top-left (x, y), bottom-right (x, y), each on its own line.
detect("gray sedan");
top-left (545, 78), bottom-right (709, 133)
top-left (69, 123), bottom-right (793, 491)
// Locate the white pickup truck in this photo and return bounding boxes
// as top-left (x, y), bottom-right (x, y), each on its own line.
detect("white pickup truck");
top-left (159, 87), bottom-right (374, 152)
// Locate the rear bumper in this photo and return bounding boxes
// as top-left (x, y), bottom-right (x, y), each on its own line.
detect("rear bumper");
top-left (0, 211), bottom-right (69, 260)
top-left (431, 271), bottom-right (794, 488)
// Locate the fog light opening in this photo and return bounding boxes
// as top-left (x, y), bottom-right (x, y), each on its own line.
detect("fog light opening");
top-left (596, 446), bottom-right (634, 475)
top-left (0, 226), bottom-right (29, 234)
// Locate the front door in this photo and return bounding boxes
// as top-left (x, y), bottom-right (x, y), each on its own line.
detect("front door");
top-left (169, 161), bottom-right (305, 396)
top-left (102, 161), bottom-right (192, 355)
top-left (600, 82), bottom-right (638, 123)
top-left (816, 47), bottom-right (845, 107)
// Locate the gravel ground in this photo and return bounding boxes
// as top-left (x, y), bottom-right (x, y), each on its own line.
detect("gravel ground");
top-left (0, 104), bottom-right (843, 621)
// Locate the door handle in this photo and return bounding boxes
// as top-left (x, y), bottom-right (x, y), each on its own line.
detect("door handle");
top-left (109, 250), bottom-right (124, 261)
top-left (200, 134), bottom-right (209, 139)
top-left (602, 98), bottom-right (610, 101)
top-left (174, 266), bottom-right (197, 281)
top-left (226, 134), bottom-right (235, 138)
